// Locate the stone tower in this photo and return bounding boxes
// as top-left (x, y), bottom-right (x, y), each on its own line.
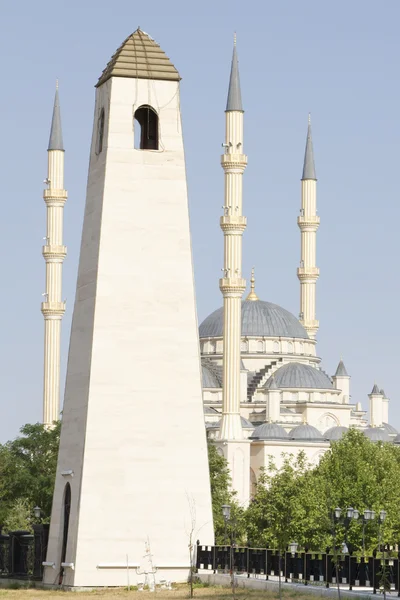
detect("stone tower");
top-left (216, 37), bottom-right (250, 507)
top-left (44, 29), bottom-right (213, 587)
top-left (298, 115), bottom-right (319, 339)
top-left (42, 83), bottom-right (67, 426)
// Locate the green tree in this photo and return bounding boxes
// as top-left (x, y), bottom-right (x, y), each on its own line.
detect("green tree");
top-left (0, 421), bottom-right (61, 528)
top-left (207, 443), bottom-right (245, 544)
top-left (3, 499), bottom-right (32, 532)
top-left (246, 451), bottom-right (326, 550)
top-left (313, 428), bottom-right (400, 553)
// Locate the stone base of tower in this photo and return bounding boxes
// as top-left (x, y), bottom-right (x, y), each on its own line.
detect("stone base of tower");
top-left (43, 566), bottom-right (192, 589)
top-left (215, 439), bottom-right (251, 508)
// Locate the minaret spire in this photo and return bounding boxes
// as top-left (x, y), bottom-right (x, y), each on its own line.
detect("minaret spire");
top-left (297, 114), bottom-right (319, 339)
top-left (48, 81), bottom-right (64, 151)
top-left (302, 113), bottom-right (316, 180)
top-left (41, 82), bottom-right (67, 426)
top-left (226, 34), bottom-right (243, 112)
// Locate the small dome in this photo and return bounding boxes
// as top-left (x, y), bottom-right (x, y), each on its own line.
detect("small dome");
top-left (289, 423), bottom-right (323, 440)
top-left (202, 364), bottom-right (221, 388)
top-left (209, 417), bottom-right (254, 430)
top-left (251, 423), bottom-right (288, 440)
top-left (364, 427), bottom-right (391, 442)
top-left (393, 434), bottom-right (400, 445)
top-left (325, 426), bottom-right (348, 441)
top-left (383, 422), bottom-right (398, 435)
top-left (204, 406), bottom-right (220, 415)
top-left (199, 300), bottom-right (309, 340)
top-left (265, 362), bottom-right (333, 390)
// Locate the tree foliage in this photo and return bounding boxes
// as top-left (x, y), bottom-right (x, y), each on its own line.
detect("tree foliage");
top-left (207, 443), bottom-right (245, 544)
top-left (0, 422), bottom-right (60, 529)
top-left (245, 429), bottom-right (400, 554)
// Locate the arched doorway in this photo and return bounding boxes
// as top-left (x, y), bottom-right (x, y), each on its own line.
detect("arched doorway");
top-left (59, 483), bottom-right (71, 584)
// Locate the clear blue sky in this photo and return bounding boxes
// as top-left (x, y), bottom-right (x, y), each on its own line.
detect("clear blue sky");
top-left (1, 0), bottom-right (399, 441)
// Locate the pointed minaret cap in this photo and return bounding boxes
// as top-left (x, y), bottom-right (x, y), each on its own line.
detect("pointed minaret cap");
top-left (226, 33), bottom-right (243, 112)
top-left (335, 359), bottom-right (349, 377)
top-left (380, 389), bottom-right (386, 398)
top-left (48, 81), bottom-right (64, 151)
top-left (370, 383), bottom-right (381, 395)
top-left (301, 113), bottom-right (316, 180)
top-left (246, 267), bottom-right (259, 301)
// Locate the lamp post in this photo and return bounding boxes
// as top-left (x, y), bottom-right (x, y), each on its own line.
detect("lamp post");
top-left (288, 542), bottom-right (298, 584)
top-left (378, 510), bottom-right (387, 600)
top-left (332, 507), bottom-right (360, 596)
top-left (33, 506), bottom-right (41, 523)
top-left (222, 504), bottom-right (231, 547)
top-left (361, 509), bottom-right (375, 558)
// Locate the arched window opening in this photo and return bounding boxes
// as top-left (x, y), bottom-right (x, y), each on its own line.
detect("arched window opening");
top-left (134, 105), bottom-right (159, 150)
top-left (273, 341), bottom-right (280, 353)
top-left (59, 483), bottom-right (71, 584)
top-left (96, 108), bottom-right (105, 155)
top-left (288, 342), bottom-right (294, 354)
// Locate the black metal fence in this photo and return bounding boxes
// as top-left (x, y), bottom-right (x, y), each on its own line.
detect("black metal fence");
top-left (196, 545), bottom-right (400, 594)
top-left (0, 525), bottom-right (49, 580)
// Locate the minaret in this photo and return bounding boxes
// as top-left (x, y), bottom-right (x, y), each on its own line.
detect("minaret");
top-left (215, 36), bottom-right (250, 508)
top-left (298, 115), bottom-right (319, 339)
top-left (41, 82), bottom-right (67, 426)
top-left (219, 34), bottom-right (247, 441)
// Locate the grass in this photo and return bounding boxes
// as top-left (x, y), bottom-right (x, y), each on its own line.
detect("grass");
top-left (0, 584), bottom-right (328, 600)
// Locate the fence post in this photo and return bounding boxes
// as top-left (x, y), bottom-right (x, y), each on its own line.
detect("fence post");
top-left (265, 549), bottom-right (268, 580)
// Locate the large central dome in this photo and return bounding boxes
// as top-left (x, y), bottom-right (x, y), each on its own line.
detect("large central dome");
top-left (199, 299), bottom-right (309, 339)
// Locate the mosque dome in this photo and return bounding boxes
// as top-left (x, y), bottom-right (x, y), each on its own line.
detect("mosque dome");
top-left (363, 427), bottom-right (391, 442)
top-left (289, 423), bottom-right (323, 440)
top-left (265, 362), bottom-right (333, 390)
top-left (208, 416), bottom-right (254, 430)
top-left (199, 300), bottom-right (309, 340)
top-left (202, 364), bottom-right (221, 388)
top-left (251, 423), bottom-right (288, 440)
top-left (324, 426), bottom-right (348, 441)
top-left (383, 422), bottom-right (398, 435)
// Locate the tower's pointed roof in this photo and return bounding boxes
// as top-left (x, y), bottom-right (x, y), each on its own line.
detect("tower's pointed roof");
top-left (335, 359), bottom-right (349, 377)
top-left (302, 114), bottom-right (316, 180)
top-left (96, 28), bottom-right (180, 87)
top-left (48, 83), bottom-right (64, 151)
top-left (226, 35), bottom-right (243, 111)
top-left (370, 383), bottom-right (381, 395)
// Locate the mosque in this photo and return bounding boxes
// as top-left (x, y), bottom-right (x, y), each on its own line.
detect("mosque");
top-left (41, 29), bottom-right (397, 514)
top-left (196, 35), bottom-right (398, 503)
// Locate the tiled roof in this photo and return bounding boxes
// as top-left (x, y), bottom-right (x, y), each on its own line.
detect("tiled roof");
top-left (97, 28), bottom-right (180, 87)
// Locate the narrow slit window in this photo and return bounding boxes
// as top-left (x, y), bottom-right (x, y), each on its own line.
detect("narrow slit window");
top-left (96, 108), bottom-right (105, 155)
top-left (134, 105), bottom-right (159, 150)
